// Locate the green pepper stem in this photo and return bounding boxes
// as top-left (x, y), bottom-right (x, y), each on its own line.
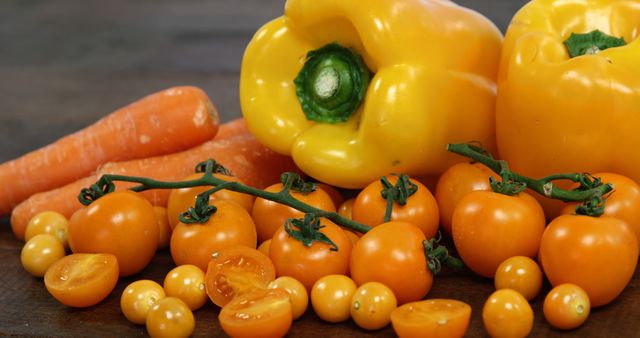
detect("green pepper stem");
top-left (564, 30), bottom-right (626, 58)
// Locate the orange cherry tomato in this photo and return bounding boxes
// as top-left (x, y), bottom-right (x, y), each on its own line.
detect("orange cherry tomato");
top-left (494, 256), bottom-right (543, 301)
top-left (146, 297), bottom-right (195, 338)
top-left (257, 239), bottom-right (271, 257)
top-left (25, 211), bottom-right (69, 249)
top-left (350, 221), bottom-right (431, 305)
top-left (167, 173), bottom-right (254, 229)
top-left (68, 191), bottom-right (158, 277)
top-left (44, 253), bottom-right (119, 308)
top-left (337, 198), bottom-right (355, 220)
top-left (219, 288), bottom-right (292, 338)
top-left (310, 275), bottom-right (357, 323)
top-left (562, 172), bottom-right (640, 244)
top-left (539, 214), bottom-right (638, 307)
top-left (170, 200), bottom-right (257, 271)
top-left (352, 175), bottom-right (439, 239)
top-left (435, 162), bottom-right (496, 235)
top-left (316, 182), bottom-right (344, 208)
top-left (343, 230), bottom-right (360, 246)
top-left (252, 183), bottom-right (336, 243)
top-left (350, 282), bottom-right (397, 330)
top-left (205, 245), bottom-right (276, 308)
top-left (164, 264), bottom-right (207, 311)
top-left (268, 276), bottom-right (309, 320)
top-left (154, 206), bottom-right (172, 250)
top-left (120, 280), bottom-right (166, 325)
top-left (21, 234), bottom-right (66, 277)
top-left (482, 289), bottom-right (533, 338)
top-left (270, 217), bottom-right (352, 291)
top-left (452, 191), bottom-right (545, 278)
top-left (391, 299), bottom-right (471, 338)
top-left (543, 283), bottom-right (590, 330)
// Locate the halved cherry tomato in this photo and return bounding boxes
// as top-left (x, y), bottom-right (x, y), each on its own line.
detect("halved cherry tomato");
top-left (164, 264), bottom-right (207, 311)
top-left (205, 245), bottom-right (275, 308)
top-left (310, 275), bottom-right (357, 323)
top-left (494, 256), bottom-right (542, 301)
top-left (167, 173), bottom-right (254, 229)
top-left (482, 289), bottom-right (533, 338)
top-left (452, 191), bottom-right (545, 278)
top-left (252, 183), bottom-right (335, 243)
top-left (268, 276), bottom-right (309, 320)
top-left (351, 282), bottom-right (397, 330)
top-left (146, 297), bottom-right (194, 338)
top-left (219, 288), bottom-right (292, 338)
top-left (270, 217), bottom-right (352, 291)
top-left (120, 280), bottom-right (166, 324)
top-left (543, 283), bottom-right (590, 330)
top-left (391, 299), bottom-right (471, 338)
top-left (25, 211), bottom-right (69, 249)
top-left (68, 191), bottom-right (158, 277)
top-left (539, 214), bottom-right (638, 307)
top-left (170, 200), bottom-right (257, 271)
top-left (154, 206), bottom-right (172, 250)
top-left (350, 222), bottom-right (431, 305)
top-left (44, 253), bottom-right (119, 307)
top-left (21, 234), bottom-right (66, 277)
top-left (352, 175), bottom-right (439, 239)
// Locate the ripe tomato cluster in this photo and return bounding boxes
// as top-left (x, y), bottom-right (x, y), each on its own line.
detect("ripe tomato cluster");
top-left (16, 165), bottom-right (640, 337)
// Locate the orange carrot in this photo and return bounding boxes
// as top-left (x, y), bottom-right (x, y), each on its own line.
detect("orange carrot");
top-left (213, 117), bottom-right (248, 140)
top-left (11, 133), bottom-right (299, 240)
top-left (0, 86), bottom-right (220, 215)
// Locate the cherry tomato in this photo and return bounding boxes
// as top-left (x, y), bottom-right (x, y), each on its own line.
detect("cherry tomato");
top-left (351, 282), bottom-right (397, 330)
top-left (257, 239), bottom-right (271, 257)
top-left (343, 230), bottom-right (360, 246)
top-left (270, 217), bottom-right (352, 291)
top-left (494, 256), bottom-right (542, 301)
top-left (543, 283), bottom-right (590, 330)
top-left (391, 299), bottom-right (471, 338)
top-left (268, 276), bottom-right (309, 320)
top-left (482, 289), bottom-right (533, 338)
top-left (167, 173), bottom-right (254, 229)
top-left (562, 172), bottom-right (640, 244)
top-left (154, 206), bottom-right (172, 250)
top-left (219, 288), bottom-right (292, 338)
top-left (146, 297), bottom-right (195, 338)
top-left (434, 162), bottom-right (496, 235)
top-left (21, 234), bottom-right (66, 277)
top-left (352, 175), bottom-right (439, 239)
top-left (170, 199), bottom-right (257, 271)
top-left (337, 198), bottom-right (355, 220)
top-left (68, 191), bottom-right (158, 276)
top-left (25, 211), bottom-right (69, 249)
top-left (205, 245), bottom-right (275, 308)
top-left (120, 280), bottom-right (166, 324)
top-left (252, 183), bottom-right (335, 243)
top-left (350, 221), bottom-right (431, 304)
top-left (164, 264), bottom-right (207, 311)
top-left (539, 214), bottom-right (638, 307)
top-left (44, 253), bottom-right (119, 307)
top-left (452, 191), bottom-right (545, 278)
top-left (310, 275), bottom-right (357, 323)
top-left (316, 182), bottom-right (344, 208)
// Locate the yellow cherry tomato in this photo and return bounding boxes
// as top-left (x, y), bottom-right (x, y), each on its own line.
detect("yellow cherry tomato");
top-left (25, 211), bottom-right (69, 249)
top-left (268, 276), bottom-right (309, 320)
top-left (120, 280), bottom-right (166, 325)
top-left (351, 282), bottom-right (397, 330)
top-left (311, 275), bottom-right (357, 323)
top-left (21, 234), bottom-right (66, 277)
top-left (163, 265), bottom-right (207, 311)
top-left (482, 289), bottom-right (533, 338)
top-left (146, 297), bottom-right (195, 338)
top-left (543, 283), bottom-right (590, 330)
top-left (494, 256), bottom-right (542, 301)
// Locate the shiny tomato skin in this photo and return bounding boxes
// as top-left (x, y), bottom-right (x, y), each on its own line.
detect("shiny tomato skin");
top-left (252, 183), bottom-right (336, 243)
top-left (310, 275), bottom-right (357, 323)
top-left (337, 198), bottom-right (355, 220)
top-left (391, 299), bottom-right (471, 338)
top-left (539, 214), bottom-right (638, 307)
top-left (543, 283), bottom-right (590, 330)
top-left (21, 234), bottom-right (66, 277)
top-left (452, 191), bottom-right (545, 278)
top-left (435, 162), bottom-right (496, 235)
top-left (154, 206), bottom-right (172, 250)
top-left (352, 175), bottom-right (439, 239)
top-left (120, 280), bottom-right (166, 324)
top-left (219, 288), bottom-right (292, 338)
top-left (68, 191), bottom-right (158, 277)
top-left (350, 282), bottom-right (398, 330)
top-left (170, 200), bottom-right (257, 271)
top-left (146, 297), bottom-right (195, 338)
top-left (44, 253), bottom-right (119, 308)
top-left (350, 221), bottom-right (432, 305)
top-left (270, 218), bottom-right (351, 292)
top-left (483, 289), bottom-right (533, 338)
top-left (268, 276), bottom-right (309, 320)
top-left (494, 256), bottom-right (543, 301)
top-left (24, 211), bottom-right (69, 249)
top-left (163, 264), bottom-right (207, 311)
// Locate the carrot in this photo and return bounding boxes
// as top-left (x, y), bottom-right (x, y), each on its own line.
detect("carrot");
top-left (11, 132), bottom-right (299, 240)
top-left (213, 117), bottom-right (248, 140)
top-left (0, 86), bottom-right (220, 216)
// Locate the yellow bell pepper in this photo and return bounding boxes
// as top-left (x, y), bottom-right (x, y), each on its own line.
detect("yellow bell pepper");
top-left (496, 0), bottom-right (640, 215)
top-left (240, 0), bottom-right (503, 188)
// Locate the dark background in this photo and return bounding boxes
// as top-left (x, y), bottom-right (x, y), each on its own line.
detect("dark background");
top-left (4, 1), bottom-right (638, 337)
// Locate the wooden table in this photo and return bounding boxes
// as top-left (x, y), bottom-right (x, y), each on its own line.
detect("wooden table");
top-left (1, 1), bottom-right (638, 337)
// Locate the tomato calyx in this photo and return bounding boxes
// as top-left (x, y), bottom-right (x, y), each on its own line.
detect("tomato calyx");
top-left (285, 213), bottom-right (339, 251)
top-left (195, 159), bottom-right (232, 176)
top-left (380, 174), bottom-right (418, 222)
top-left (423, 233), bottom-right (463, 275)
top-left (78, 178), bottom-right (116, 205)
top-left (281, 172), bottom-right (317, 194)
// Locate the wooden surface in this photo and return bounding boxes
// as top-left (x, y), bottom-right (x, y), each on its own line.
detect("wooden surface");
top-left (1, 0), bottom-right (639, 337)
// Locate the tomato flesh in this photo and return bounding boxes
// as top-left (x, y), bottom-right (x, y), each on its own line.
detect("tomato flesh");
top-left (391, 299), bottom-right (471, 338)
top-left (219, 288), bottom-right (292, 338)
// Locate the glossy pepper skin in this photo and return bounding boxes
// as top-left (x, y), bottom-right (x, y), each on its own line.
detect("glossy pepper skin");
top-left (240, 0), bottom-right (503, 188)
top-left (496, 0), bottom-right (640, 215)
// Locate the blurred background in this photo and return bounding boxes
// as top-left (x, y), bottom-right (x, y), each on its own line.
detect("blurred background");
top-left (0, 0), bottom-right (529, 162)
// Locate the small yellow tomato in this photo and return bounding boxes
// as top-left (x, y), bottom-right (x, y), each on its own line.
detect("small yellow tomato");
top-left (120, 280), bottom-right (166, 325)
top-left (482, 289), bottom-right (533, 338)
top-left (25, 211), bottom-right (69, 249)
top-left (311, 275), bottom-right (357, 323)
top-left (268, 276), bottom-right (309, 320)
top-left (163, 265), bottom-right (207, 311)
top-left (494, 256), bottom-right (542, 301)
top-left (351, 282), bottom-right (397, 330)
top-left (21, 234), bottom-right (66, 277)
top-left (543, 283), bottom-right (590, 330)
top-left (146, 297), bottom-right (195, 338)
